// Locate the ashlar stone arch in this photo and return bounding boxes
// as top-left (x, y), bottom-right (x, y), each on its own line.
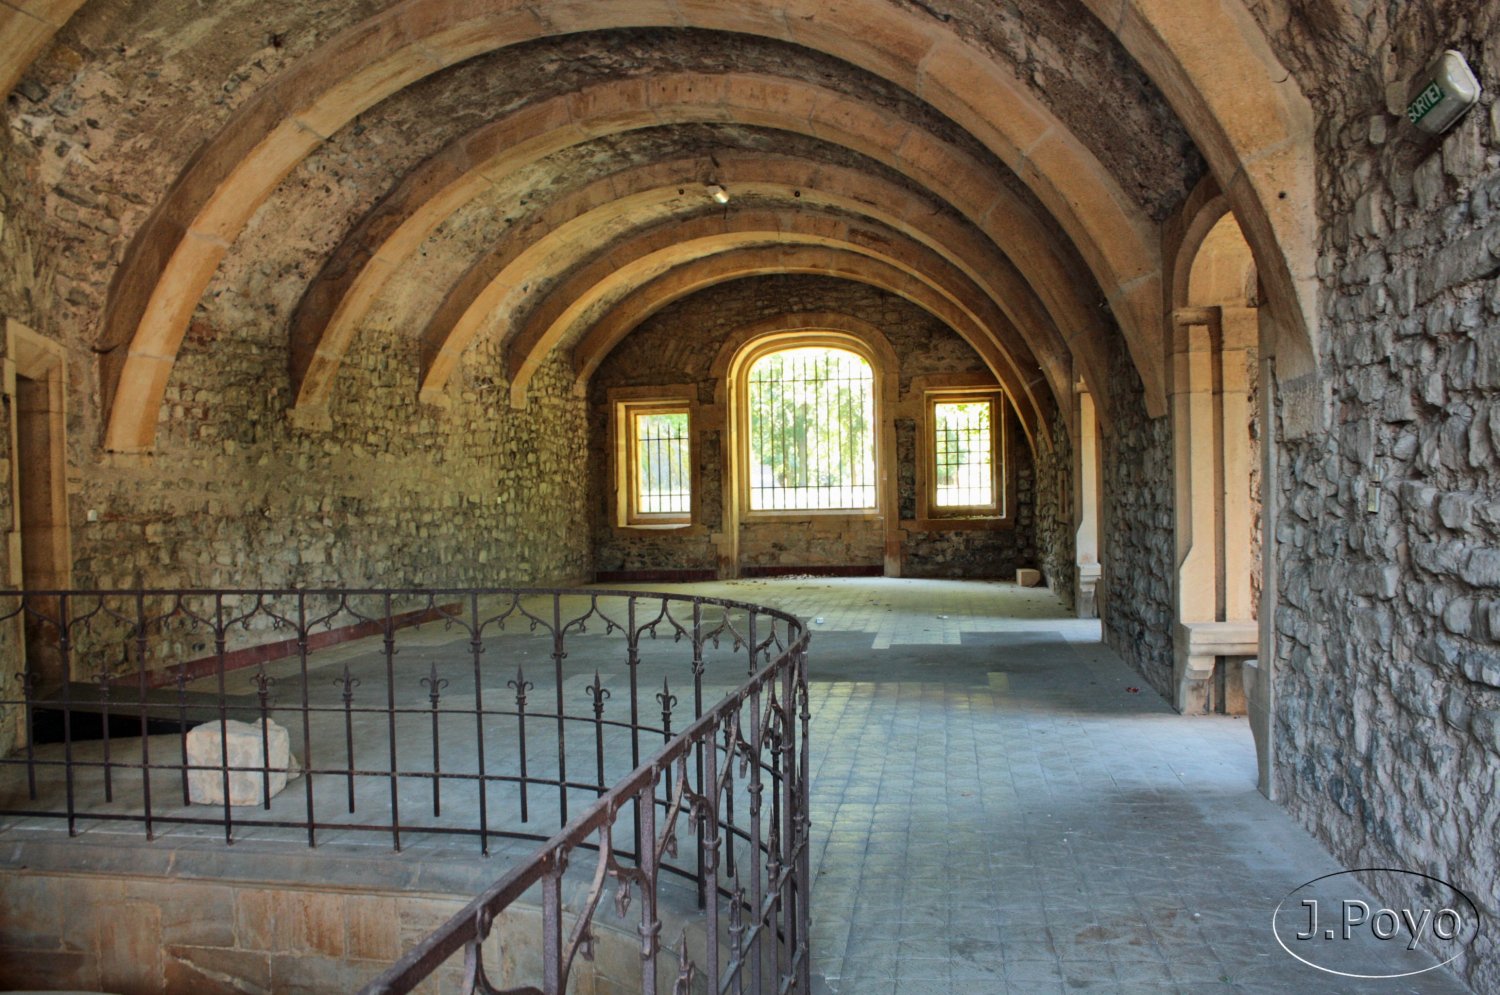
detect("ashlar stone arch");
top-left (1083, 0), bottom-right (1320, 426)
top-left (492, 216), bottom-right (1050, 448)
top-left (94, 2), bottom-right (1160, 452)
top-left (569, 244), bottom-right (1045, 455)
top-left (369, 154), bottom-right (1073, 433)
top-left (282, 73), bottom-right (1107, 437)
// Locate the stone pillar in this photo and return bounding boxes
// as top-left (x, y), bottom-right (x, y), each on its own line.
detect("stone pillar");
top-left (1073, 384), bottom-right (1100, 618)
top-left (1219, 306), bottom-right (1257, 622)
top-left (5, 319), bottom-right (71, 693)
top-left (1171, 309), bottom-right (1219, 712)
top-left (1250, 353), bottom-right (1278, 799)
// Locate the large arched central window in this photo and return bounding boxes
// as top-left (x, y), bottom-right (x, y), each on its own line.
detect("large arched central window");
top-left (745, 345), bottom-right (876, 511)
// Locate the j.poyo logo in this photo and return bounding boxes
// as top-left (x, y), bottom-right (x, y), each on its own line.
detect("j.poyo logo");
top-left (1272, 868), bottom-right (1480, 979)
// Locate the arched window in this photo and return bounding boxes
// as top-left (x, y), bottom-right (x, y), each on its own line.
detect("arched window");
top-left (735, 338), bottom-right (880, 515)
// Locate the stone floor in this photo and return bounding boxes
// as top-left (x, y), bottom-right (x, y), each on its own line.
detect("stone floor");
top-left (0, 577), bottom-right (1475, 993)
top-left (640, 577), bottom-right (1470, 995)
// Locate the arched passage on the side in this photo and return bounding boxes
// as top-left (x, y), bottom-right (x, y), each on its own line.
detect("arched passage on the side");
top-left (1167, 191), bottom-right (1264, 735)
top-left (1085, 0), bottom-right (1321, 437)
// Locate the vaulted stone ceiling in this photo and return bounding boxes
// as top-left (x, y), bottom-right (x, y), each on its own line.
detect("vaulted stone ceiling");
top-left (4, 0), bottom-right (1315, 456)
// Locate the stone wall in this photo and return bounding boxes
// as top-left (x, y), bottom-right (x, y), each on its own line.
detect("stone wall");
top-left (1253, 8), bottom-right (1500, 990)
top-left (0, 112), bottom-right (54, 749)
top-left (76, 340), bottom-right (590, 596)
top-left (590, 275), bottom-right (1039, 580)
top-left (1033, 411), bottom-right (1076, 610)
top-left (54, 338), bottom-right (592, 680)
top-left (0, 105), bottom-right (592, 699)
top-left (1100, 345), bottom-right (1175, 698)
top-left (0, 861), bottom-right (681, 994)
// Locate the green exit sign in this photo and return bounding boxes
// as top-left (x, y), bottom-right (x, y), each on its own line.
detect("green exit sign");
top-left (1405, 51), bottom-right (1481, 135)
top-left (1406, 81), bottom-right (1445, 126)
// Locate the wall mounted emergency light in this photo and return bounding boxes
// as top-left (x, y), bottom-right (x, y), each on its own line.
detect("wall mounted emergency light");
top-left (1406, 50), bottom-right (1482, 135)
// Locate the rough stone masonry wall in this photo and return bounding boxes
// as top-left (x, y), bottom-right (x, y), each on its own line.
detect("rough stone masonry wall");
top-left (60, 334), bottom-right (592, 677)
top-left (590, 275), bottom-right (1040, 579)
top-left (80, 332), bottom-right (590, 595)
top-left (0, 112), bottom-right (591, 691)
top-left (0, 111), bottom-right (55, 749)
top-left (1033, 410), bottom-right (1076, 611)
top-left (1249, 7), bottom-right (1500, 991)
top-left (57, 339), bottom-right (585, 681)
top-left (1100, 340), bottom-right (1175, 699)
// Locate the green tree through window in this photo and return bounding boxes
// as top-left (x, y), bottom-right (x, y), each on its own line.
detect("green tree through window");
top-left (617, 398), bottom-right (691, 526)
top-left (933, 400), bottom-right (994, 507)
top-left (634, 411), bottom-right (690, 515)
top-left (746, 346), bottom-right (875, 511)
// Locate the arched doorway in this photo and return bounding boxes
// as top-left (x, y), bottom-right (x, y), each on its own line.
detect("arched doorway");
top-left (1169, 206), bottom-right (1263, 721)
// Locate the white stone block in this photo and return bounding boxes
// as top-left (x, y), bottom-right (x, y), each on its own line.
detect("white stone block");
top-left (1016, 568), bottom-right (1042, 587)
top-left (186, 718), bottom-right (299, 806)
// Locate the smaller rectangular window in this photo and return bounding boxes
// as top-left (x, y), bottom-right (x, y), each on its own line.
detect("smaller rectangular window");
top-left (926, 389), bottom-right (1003, 518)
top-left (617, 400), bottom-right (692, 526)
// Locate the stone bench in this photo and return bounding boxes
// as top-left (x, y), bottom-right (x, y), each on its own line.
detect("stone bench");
top-left (1173, 620), bottom-right (1257, 715)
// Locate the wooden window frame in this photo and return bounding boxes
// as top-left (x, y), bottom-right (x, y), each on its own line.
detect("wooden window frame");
top-left (915, 382), bottom-right (1011, 528)
top-left (614, 394), bottom-right (695, 529)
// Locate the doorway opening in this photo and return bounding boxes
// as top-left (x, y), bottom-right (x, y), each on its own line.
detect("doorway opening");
top-left (6, 319), bottom-right (71, 691)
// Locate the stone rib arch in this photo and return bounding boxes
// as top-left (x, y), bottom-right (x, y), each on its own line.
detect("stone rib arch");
top-left (399, 161), bottom-right (1071, 426)
top-left (1168, 177), bottom-right (1237, 314)
top-left (283, 74), bottom-right (1106, 435)
top-left (94, 1), bottom-right (1163, 451)
top-left (487, 212), bottom-right (1051, 439)
top-left (0, 0), bottom-right (88, 99)
top-left (1187, 214), bottom-right (1259, 311)
top-left (1083, 0), bottom-right (1318, 392)
top-left (563, 244), bottom-right (1045, 454)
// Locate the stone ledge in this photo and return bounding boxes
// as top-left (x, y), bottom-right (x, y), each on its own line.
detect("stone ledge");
top-left (1173, 619), bottom-right (1258, 716)
top-left (0, 827), bottom-right (715, 995)
top-left (1176, 620), bottom-right (1258, 662)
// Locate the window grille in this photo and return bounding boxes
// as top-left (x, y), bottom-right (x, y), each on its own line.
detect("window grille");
top-left (932, 398), bottom-right (997, 510)
top-left (746, 347), bottom-right (876, 511)
top-left (632, 410), bottom-right (691, 516)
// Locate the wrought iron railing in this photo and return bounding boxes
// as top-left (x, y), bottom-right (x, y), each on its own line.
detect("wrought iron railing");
top-left (0, 587), bottom-right (811, 993)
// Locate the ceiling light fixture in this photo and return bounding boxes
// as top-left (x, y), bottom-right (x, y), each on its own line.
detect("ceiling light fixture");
top-left (707, 183), bottom-right (730, 204)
